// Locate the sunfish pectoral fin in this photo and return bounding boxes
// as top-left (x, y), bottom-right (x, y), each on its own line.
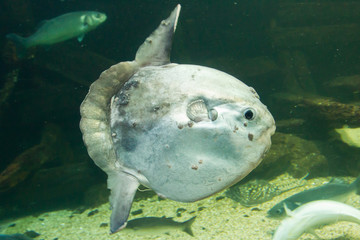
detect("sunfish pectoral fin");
top-left (107, 171), bottom-right (139, 234)
top-left (135, 4), bottom-right (181, 67)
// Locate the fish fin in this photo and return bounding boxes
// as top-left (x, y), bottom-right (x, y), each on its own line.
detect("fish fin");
top-left (135, 4), bottom-right (181, 66)
top-left (183, 216), bottom-right (196, 237)
top-left (6, 33), bottom-right (28, 58)
top-left (78, 34), bottom-right (85, 42)
top-left (108, 171), bottom-right (139, 234)
top-left (351, 176), bottom-right (360, 195)
top-left (283, 203), bottom-right (294, 217)
top-left (84, 15), bottom-right (92, 26)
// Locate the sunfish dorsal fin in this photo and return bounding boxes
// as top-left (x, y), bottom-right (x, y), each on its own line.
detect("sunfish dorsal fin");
top-left (135, 4), bottom-right (181, 67)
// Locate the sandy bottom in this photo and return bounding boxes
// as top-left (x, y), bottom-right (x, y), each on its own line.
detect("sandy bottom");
top-left (1, 175), bottom-right (360, 240)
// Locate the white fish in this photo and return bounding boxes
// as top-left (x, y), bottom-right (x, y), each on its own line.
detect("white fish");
top-left (6, 11), bottom-right (107, 57)
top-left (273, 200), bottom-right (360, 240)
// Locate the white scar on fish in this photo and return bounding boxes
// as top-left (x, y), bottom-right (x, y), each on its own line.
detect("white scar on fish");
top-left (273, 200), bottom-right (360, 240)
top-left (6, 11), bottom-right (107, 57)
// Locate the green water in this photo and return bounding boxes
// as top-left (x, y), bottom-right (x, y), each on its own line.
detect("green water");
top-left (0, 1), bottom-right (359, 239)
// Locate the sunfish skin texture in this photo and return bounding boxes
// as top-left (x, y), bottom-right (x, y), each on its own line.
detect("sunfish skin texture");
top-left (268, 177), bottom-right (360, 218)
top-left (6, 11), bottom-right (107, 57)
top-left (110, 64), bottom-right (276, 203)
top-left (273, 200), bottom-right (360, 240)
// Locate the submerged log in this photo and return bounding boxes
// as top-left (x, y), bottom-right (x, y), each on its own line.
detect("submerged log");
top-left (0, 124), bottom-right (73, 192)
top-left (0, 69), bottom-right (19, 118)
top-left (326, 74), bottom-right (360, 90)
top-left (271, 93), bottom-right (360, 127)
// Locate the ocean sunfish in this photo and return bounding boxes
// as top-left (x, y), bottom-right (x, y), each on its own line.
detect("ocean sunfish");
top-left (80, 4), bottom-right (275, 233)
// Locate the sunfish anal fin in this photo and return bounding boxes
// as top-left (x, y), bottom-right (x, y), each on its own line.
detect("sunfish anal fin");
top-left (135, 4), bottom-right (181, 67)
top-left (108, 171), bottom-right (139, 234)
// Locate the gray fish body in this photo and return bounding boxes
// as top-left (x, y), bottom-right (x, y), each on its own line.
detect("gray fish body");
top-left (268, 177), bottom-right (360, 218)
top-left (6, 11), bottom-right (106, 56)
top-left (122, 217), bottom-right (196, 236)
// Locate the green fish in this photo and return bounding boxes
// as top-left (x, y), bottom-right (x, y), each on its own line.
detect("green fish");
top-left (6, 11), bottom-right (107, 57)
top-left (120, 216), bottom-right (196, 236)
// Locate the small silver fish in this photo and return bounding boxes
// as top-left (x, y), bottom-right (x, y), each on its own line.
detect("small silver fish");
top-left (268, 177), bottom-right (360, 218)
top-left (6, 11), bottom-right (107, 57)
top-left (120, 216), bottom-right (196, 236)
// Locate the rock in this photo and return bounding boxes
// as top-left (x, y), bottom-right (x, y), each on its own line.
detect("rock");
top-left (255, 132), bottom-right (328, 178)
top-left (87, 209), bottom-right (99, 217)
top-left (24, 230), bottom-right (40, 238)
top-left (83, 183), bottom-right (108, 207)
top-left (270, 93), bottom-right (360, 127)
top-left (323, 75), bottom-right (360, 101)
top-left (0, 123), bottom-right (72, 192)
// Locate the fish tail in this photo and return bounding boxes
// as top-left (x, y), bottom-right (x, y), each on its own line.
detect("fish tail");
top-left (6, 33), bottom-right (28, 58)
top-left (182, 216), bottom-right (196, 237)
top-left (351, 176), bottom-right (360, 195)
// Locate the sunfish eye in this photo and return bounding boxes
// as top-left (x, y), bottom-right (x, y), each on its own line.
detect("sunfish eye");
top-left (95, 13), bottom-right (101, 18)
top-left (244, 108), bottom-right (256, 120)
